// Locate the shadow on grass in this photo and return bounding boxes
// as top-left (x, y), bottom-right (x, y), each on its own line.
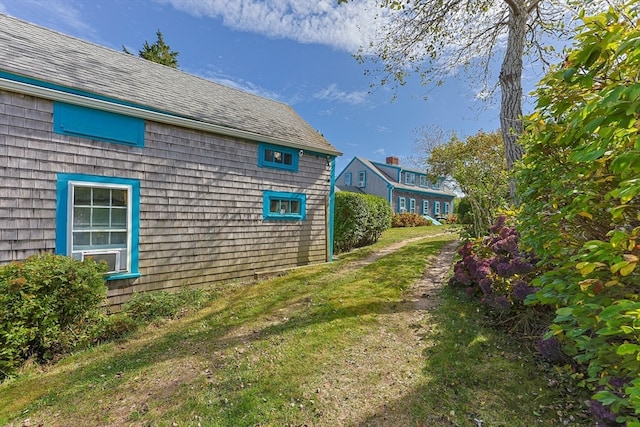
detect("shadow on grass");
top-left (0, 237), bottom-right (457, 425)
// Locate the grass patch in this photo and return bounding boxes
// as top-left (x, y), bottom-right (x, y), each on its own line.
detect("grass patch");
top-left (0, 226), bottom-right (588, 426)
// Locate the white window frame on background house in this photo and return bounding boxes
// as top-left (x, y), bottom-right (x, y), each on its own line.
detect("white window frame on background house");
top-left (399, 197), bottom-right (406, 213)
top-left (409, 198), bottom-right (416, 213)
top-left (422, 200), bottom-right (429, 215)
top-left (434, 201), bottom-right (441, 216)
top-left (344, 173), bottom-right (352, 186)
top-left (358, 171), bottom-right (366, 187)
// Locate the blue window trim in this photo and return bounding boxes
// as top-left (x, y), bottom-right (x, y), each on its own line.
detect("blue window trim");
top-left (409, 198), bottom-right (416, 213)
top-left (56, 173), bottom-right (140, 280)
top-left (422, 200), bottom-right (429, 214)
top-left (258, 143), bottom-right (299, 172)
top-left (344, 172), bottom-right (352, 186)
top-left (263, 190), bottom-right (306, 221)
top-left (54, 102), bottom-right (145, 147)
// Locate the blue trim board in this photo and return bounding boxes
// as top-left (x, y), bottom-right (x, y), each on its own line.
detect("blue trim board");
top-left (56, 173), bottom-right (140, 279)
top-left (54, 102), bottom-right (145, 147)
top-left (328, 157), bottom-right (336, 261)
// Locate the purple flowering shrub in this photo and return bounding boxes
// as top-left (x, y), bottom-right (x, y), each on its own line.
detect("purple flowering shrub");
top-left (450, 215), bottom-right (539, 312)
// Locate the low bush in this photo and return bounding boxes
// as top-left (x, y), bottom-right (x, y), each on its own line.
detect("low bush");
top-left (391, 212), bottom-right (431, 228)
top-left (0, 254), bottom-right (107, 379)
top-left (334, 192), bottom-right (391, 253)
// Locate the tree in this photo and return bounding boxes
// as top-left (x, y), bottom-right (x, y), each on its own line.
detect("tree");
top-left (340, 0), bottom-right (626, 197)
top-left (123, 30), bottom-right (179, 69)
top-left (422, 129), bottom-right (509, 237)
top-left (517, 4), bottom-right (640, 422)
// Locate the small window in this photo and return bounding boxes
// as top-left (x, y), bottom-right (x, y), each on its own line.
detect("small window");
top-left (263, 191), bottom-right (306, 221)
top-left (419, 176), bottom-right (427, 187)
top-left (409, 198), bottom-right (416, 213)
top-left (405, 173), bottom-right (415, 185)
top-left (398, 197), bottom-right (406, 213)
top-left (344, 173), bottom-right (352, 186)
top-left (434, 201), bottom-right (441, 216)
top-left (56, 174), bottom-right (140, 279)
top-left (53, 102), bottom-right (145, 147)
top-left (358, 171), bottom-right (366, 187)
top-left (422, 200), bottom-right (429, 215)
top-left (444, 202), bottom-right (450, 215)
top-left (258, 143), bottom-right (299, 172)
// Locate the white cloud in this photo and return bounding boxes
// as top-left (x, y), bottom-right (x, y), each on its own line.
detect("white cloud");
top-left (3, 0), bottom-right (96, 37)
top-left (155, 0), bottom-right (389, 53)
top-left (373, 147), bottom-right (385, 156)
top-left (314, 83), bottom-right (368, 105)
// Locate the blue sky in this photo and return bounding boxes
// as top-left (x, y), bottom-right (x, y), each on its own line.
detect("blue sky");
top-left (0, 0), bottom-right (537, 172)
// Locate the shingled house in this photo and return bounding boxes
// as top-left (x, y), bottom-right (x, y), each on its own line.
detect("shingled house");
top-left (0, 14), bottom-right (341, 308)
top-left (336, 156), bottom-right (455, 223)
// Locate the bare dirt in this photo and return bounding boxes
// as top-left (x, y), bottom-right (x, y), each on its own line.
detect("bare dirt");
top-left (308, 238), bottom-right (460, 426)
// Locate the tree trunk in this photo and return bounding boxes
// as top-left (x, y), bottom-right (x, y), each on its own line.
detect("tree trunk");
top-left (500, 0), bottom-right (527, 198)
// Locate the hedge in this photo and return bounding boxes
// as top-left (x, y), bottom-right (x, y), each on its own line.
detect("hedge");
top-left (334, 192), bottom-right (392, 253)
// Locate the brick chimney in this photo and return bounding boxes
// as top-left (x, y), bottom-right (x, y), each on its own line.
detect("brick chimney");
top-left (385, 156), bottom-right (399, 165)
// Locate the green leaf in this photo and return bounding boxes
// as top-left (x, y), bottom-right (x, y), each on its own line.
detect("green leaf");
top-left (617, 343), bottom-right (640, 355)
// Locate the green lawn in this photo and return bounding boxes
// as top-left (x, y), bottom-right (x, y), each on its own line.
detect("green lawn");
top-left (0, 226), bottom-right (590, 426)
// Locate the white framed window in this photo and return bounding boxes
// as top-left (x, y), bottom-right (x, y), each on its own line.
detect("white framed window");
top-left (409, 198), bottom-right (416, 213)
top-left (444, 202), bottom-right (450, 215)
top-left (358, 171), bottom-right (366, 187)
top-left (419, 176), bottom-right (427, 187)
top-left (422, 200), bottom-right (429, 215)
top-left (56, 173), bottom-right (140, 279)
top-left (398, 197), bottom-right (406, 213)
top-left (434, 201), bottom-right (441, 216)
top-left (344, 173), bottom-right (352, 186)
top-left (404, 172), bottom-right (415, 185)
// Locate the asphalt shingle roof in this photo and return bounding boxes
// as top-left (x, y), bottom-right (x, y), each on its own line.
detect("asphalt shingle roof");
top-left (0, 14), bottom-right (340, 155)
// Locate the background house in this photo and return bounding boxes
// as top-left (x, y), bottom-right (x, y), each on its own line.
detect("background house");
top-left (336, 156), bottom-right (455, 222)
top-left (0, 14), bottom-right (341, 309)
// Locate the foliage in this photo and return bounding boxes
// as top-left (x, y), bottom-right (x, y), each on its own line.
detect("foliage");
top-left (121, 288), bottom-right (210, 323)
top-left (334, 192), bottom-right (392, 253)
top-left (424, 130), bottom-right (509, 237)
top-left (517, 4), bottom-right (640, 424)
top-left (0, 254), bottom-right (107, 379)
top-left (450, 215), bottom-right (540, 314)
top-left (123, 30), bottom-right (179, 68)
top-left (391, 212), bottom-right (432, 227)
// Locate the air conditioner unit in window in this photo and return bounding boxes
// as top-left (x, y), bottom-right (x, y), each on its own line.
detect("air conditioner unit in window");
top-left (357, 181), bottom-right (365, 188)
top-left (81, 251), bottom-right (120, 273)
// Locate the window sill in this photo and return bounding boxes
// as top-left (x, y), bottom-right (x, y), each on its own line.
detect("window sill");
top-left (106, 272), bottom-right (141, 281)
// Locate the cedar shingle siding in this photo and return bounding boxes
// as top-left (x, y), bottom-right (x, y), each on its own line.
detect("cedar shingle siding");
top-left (0, 14), bottom-right (340, 308)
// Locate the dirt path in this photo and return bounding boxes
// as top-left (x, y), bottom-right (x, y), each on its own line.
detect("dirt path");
top-left (311, 238), bottom-right (460, 426)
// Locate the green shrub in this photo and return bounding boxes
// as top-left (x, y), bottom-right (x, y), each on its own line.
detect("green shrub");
top-left (391, 212), bottom-right (431, 228)
top-left (0, 254), bottom-right (107, 378)
top-left (334, 192), bottom-right (391, 253)
top-left (517, 4), bottom-right (640, 424)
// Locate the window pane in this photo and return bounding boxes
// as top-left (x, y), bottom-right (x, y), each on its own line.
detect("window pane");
top-left (73, 231), bottom-right (91, 247)
top-left (112, 189), bottom-right (127, 207)
top-left (92, 208), bottom-right (111, 227)
top-left (270, 199), bottom-right (280, 213)
top-left (273, 151), bottom-right (282, 163)
top-left (264, 149), bottom-right (274, 163)
top-left (290, 200), bottom-right (299, 214)
top-left (74, 187), bottom-right (91, 205)
top-left (93, 188), bottom-right (111, 206)
top-left (111, 232), bottom-right (127, 245)
top-left (92, 232), bottom-right (109, 246)
top-left (73, 207), bottom-right (91, 228)
top-left (283, 153), bottom-right (293, 165)
top-left (111, 208), bottom-right (127, 227)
